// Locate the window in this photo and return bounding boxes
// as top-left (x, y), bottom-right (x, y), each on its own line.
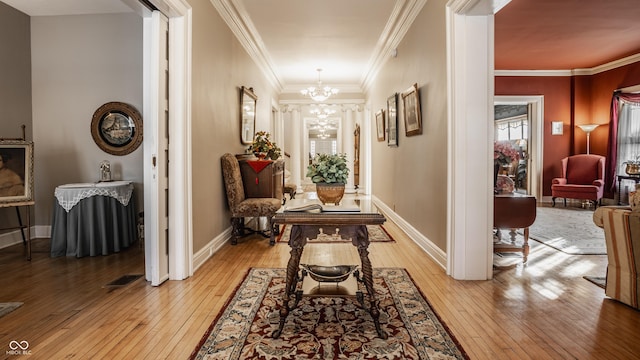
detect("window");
top-left (616, 100), bottom-right (640, 174)
top-left (495, 116), bottom-right (528, 141)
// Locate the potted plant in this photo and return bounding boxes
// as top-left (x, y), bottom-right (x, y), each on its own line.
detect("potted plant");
top-left (306, 153), bottom-right (349, 205)
top-left (248, 131), bottom-right (281, 160)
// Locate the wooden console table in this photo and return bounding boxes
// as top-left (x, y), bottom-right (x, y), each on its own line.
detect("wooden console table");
top-left (270, 198), bottom-right (387, 339)
top-left (494, 193), bottom-right (536, 262)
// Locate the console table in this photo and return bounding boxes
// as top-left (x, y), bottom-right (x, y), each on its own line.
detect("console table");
top-left (238, 158), bottom-right (284, 201)
top-left (270, 198), bottom-right (387, 339)
top-left (494, 193), bottom-right (537, 262)
top-left (50, 181), bottom-right (137, 258)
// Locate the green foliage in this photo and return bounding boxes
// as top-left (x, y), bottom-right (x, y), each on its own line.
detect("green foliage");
top-left (306, 153), bottom-right (349, 184)
top-left (248, 131), bottom-right (281, 160)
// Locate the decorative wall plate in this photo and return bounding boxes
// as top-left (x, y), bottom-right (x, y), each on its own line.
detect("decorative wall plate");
top-left (91, 102), bottom-right (143, 156)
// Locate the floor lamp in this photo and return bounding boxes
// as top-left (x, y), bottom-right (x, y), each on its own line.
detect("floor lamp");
top-left (577, 124), bottom-right (600, 154)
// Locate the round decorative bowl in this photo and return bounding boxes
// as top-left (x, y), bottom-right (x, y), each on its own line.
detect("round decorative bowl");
top-left (300, 264), bottom-right (358, 283)
top-left (315, 183), bottom-right (345, 205)
top-left (626, 163), bottom-right (640, 175)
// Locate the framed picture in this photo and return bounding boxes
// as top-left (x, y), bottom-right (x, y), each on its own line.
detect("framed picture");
top-left (91, 102), bottom-right (143, 156)
top-left (402, 83), bottom-right (422, 136)
top-left (375, 109), bottom-right (386, 141)
top-left (0, 140), bottom-right (34, 205)
top-left (387, 93), bottom-right (398, 147)
top-left (551, 121), bottom-right (564, 135)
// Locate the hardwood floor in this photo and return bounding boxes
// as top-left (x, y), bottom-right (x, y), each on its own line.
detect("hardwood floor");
top-left (1, 207), bottom-right (639, 359)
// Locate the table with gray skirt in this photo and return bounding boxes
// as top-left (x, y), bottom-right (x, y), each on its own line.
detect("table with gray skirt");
top-left (50, 181), bottom-right (137, 258)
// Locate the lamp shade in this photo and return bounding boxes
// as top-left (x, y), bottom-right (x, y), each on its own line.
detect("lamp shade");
top-left (577, 124), bottom-right (600, 133)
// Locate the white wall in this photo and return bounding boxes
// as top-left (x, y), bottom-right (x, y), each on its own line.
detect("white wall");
top-left (31, 13), bottom-right (144, 227)
top-left (367, 0), bottom-right (448, 251)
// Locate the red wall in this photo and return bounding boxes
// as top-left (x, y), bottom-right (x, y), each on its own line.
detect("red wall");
top-left (495, 61), bottom-right (640, 197)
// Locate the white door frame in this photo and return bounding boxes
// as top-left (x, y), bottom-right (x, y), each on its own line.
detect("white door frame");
top-left (143, 0), bottom-right (193, 283)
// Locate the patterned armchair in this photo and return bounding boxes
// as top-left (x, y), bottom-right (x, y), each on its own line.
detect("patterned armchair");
top-left (593, 206), bottom-right (640, 309)
top-left (551, 154), bottom-right (605, 208)
top-left (221, 153), bottom-right (282, 245)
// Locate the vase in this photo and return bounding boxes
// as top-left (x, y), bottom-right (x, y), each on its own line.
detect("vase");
top-left (316, 183), bottom-right (345, 205)
top-left (254, 152), bottom-right (267, 160)
top-left (625, 163), bottom-right (640, 175)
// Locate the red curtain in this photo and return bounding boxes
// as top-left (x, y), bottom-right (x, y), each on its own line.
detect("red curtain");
top-left (605, 92), bottom-right (640, 193)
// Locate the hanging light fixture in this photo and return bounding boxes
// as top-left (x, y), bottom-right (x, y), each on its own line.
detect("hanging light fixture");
top-left (310, 106), bottom-right (336, 119)
top-left (301, 69), bottom-right (339, 102)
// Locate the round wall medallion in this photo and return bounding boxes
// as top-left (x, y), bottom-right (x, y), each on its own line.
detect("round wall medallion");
top-left (91, 102), bottom-right (143, 156)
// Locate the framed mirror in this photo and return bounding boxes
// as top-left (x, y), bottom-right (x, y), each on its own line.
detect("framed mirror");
top-left (91, 101), bottom-right (143, 156)
top-left (240, 86), bottom-right (257, 144)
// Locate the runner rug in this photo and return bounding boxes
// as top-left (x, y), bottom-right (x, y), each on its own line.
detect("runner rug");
top-left (190, 268), bottom-right (468, 359)
top-left (276, 224), bottom-right (395, 243)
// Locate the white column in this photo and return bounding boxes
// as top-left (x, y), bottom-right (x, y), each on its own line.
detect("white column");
top-left (290, 106), bottom-right (303, 193)
top-left (342, 105), bottom-right (356, 193)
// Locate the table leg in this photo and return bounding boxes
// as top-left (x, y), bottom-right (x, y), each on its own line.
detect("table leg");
top-left (619, 177), bottom-right (623, 205)
top-left (354, 225), bottom-right (387, 339)
top-left (522, 227), bottom-right (529, 263)
top-left (272, 225), bottom-right (305, 339)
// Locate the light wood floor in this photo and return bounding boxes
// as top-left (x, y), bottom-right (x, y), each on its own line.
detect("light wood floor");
top-left (1, 207), bottom-right (639, 359)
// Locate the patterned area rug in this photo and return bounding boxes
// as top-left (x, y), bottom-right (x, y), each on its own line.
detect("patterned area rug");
top-left (0, 302), bottom-right (23, 318)
top-left (527, 206), bottom-right (606, 255)
top-left (190, 268), bottom-right (468, 359)
top-left (276, 224), bottom-right (394, 243)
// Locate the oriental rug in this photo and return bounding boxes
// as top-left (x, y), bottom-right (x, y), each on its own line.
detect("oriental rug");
top-left (190, 268), bottom-right (467, 360)
top-left (527, 206), bottom-right (606, 255)
top-left (0, 302), bottom-right (23, 318)
top-left (276, 224), bottom-right (394, 243)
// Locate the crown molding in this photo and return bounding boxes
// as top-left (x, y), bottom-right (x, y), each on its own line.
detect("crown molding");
top-left (496, 53), bottom-right (640, 77)
top-left (209, 0), bottom-right (282, 92)
top-left (361, 0), bottom-right (427, 92)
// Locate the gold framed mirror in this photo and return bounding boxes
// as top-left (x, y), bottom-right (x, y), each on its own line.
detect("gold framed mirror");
top-left (240, 86), bottom-right (257, 144)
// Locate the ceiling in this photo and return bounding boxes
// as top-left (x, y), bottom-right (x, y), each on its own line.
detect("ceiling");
top-left (3, 0), bottom-right (640, 90)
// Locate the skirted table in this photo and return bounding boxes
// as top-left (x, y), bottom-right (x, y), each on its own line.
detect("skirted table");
top-left (50, 181), bottom-right (137, 258)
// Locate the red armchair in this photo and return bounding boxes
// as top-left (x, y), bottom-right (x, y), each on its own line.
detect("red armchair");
top-left (551, 154), bottom-right (605, 208)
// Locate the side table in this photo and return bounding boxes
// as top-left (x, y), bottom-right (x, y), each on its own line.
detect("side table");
top-left (617, 175), bottom-right (640, 205)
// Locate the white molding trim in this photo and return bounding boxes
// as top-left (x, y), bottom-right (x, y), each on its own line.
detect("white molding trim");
top-left (496, 53), bottom-right (640, 77)
top-left (372, 196), bottom-right (447, 269)
top-left (361, 0), bottom-right (428, 92)
top-left (208, 0), bottom-right (282, 91)
top-left (192, 228), bottom-right (231, 272)
top-left (0, 225), bottom-right (49, 250)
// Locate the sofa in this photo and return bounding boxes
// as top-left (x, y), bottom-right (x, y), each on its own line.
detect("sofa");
top-left (593, 206), bottom-right (640, 309)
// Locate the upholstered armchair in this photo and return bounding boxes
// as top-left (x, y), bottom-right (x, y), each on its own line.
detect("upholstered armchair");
top-left (221, 153), bottom-right (282, 245)
top-left (551, 154), bottom-right (605, 208)
top-left (593, 206), bottom-right (640, 309)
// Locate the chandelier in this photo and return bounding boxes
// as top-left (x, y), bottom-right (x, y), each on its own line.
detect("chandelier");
top-left (310, 106), bottom-right (336, 119)
top-left (300, 69), bottom-right (339, 102)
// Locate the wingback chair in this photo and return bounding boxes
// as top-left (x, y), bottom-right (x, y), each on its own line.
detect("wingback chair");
top-left (593, 206), bottom-right (640, 309)
top-left (551, 154), bottom-right (605, 208)
top-left (221, 153), bottom-right (282, 245)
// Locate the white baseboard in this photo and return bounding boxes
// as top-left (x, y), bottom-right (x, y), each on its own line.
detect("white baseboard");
top-left (0, 225), bottom-right (50, 249)
top-left (371, 196), bottom-right (447, 270)
top-left (192, 227), bottom-right (231, 272)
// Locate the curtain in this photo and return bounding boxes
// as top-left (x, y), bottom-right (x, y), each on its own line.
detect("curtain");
top-left (605, 92), bottom-right (640, 193)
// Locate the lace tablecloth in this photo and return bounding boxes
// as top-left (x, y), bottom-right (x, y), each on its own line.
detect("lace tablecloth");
top-left (54, 181), bottom-right (134, 212)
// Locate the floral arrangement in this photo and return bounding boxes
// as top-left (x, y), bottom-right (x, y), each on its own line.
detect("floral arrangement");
top-left (249, 131), bottom-right (281, 160)
top-left (306, 153), bottom-right (349, 184)
top-left (494, 141), bottom-right (520, 166)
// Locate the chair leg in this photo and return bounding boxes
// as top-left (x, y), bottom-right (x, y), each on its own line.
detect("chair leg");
top-left (552, 197), bottom-right (556, 207)
top-left (269, 218), bottom-right (278, 246)
top-left (563, 198), bottom-right (567, 207)
top-left (231, 217), bottom-right (243, 245)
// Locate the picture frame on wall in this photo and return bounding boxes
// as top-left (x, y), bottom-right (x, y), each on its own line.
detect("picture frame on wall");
top-left (0, 140), bottom-right (34, 205)
top-left (402, 83), bottom-right (422, 136)
top-left (375, 109), bottom-right (386, 141)
top-left (387, 93), bottom-right (398, 147)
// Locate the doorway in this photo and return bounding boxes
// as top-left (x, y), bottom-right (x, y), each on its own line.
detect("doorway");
top-left (494, 96), bottom-right (544, 201)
